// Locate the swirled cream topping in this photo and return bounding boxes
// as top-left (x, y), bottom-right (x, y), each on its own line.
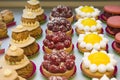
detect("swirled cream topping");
top-left (10, 45), bottom-right (17, 51)
top-left (78, 32), bottom-right (108, 50)
top-left (74, 18), bottom-right (102, 32)
top-left (92, 74), bottom-right (117, 80)
top-left (82, 50), bottom-right (117, 73)
top-left (75, 6), bottom-right (100, 18)
top-left (4, 69), bottom-right (12, 77)
top-left (28, 0), bottom-right (39, 5)
top-left (22, 11), bottom-right (36, 19)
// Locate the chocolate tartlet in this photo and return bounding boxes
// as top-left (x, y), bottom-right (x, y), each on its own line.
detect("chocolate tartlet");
top-left (0, 45), bottom-right (36, 79)
top-left (43, 31), bottom-right (73, 54)
top-left (21, 12), bottom-right (42, 39)
top-left (0, 21), bottom-right (8, 39)
top-left (46, 18), bottom-right (73, 36)
top-left (50, 5), bottom-right (74, 23)
top-left (0, 9), bottom-right (14, 24)
top-left (25, 0), bottom-right (46, 23)
top-left (40, 50), bottom-right (76, 78)
top-left (0, 67), bottom-right (26, 80)
top-left (11, 25), bottom-right (39, 56)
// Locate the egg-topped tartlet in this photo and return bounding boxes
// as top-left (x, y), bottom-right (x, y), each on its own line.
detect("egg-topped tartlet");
top-left (75, 6), bottom-right (100, 20)
top-left (77, 32), bottom-right (108, 53)
top-left (81, 50), bottom-right (117, 78)
top-left (75, 18), bottom-right (103, 34)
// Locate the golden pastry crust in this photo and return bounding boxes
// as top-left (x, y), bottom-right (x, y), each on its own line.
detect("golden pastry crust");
top-left (75, 14), bottom-right (98, 20)
top-left (16, 62), bottom-right (33, 78)
top-left (26, 3), bottom-right (40, 10)
top-left (43, 44), bottom-right (73, 54)
top-left (36, 13), bottom-right (45, 22)
top-left (22, 42), bottom-right (38, 56)
top-left (41, 66), bottom-right (75, 78)
top-left (81, 63), bottom-right (115, 78)
top-left (1, 9), bottom-right (14, 24)
top-left (77, 43), bottom-right (107, 53)
top-left (75, 27), bottom-right (102, 34)
top-left (46, 28), bottom-right (72, 36)
top-left (29, 27), bottom-right (42, 39)
top-left (0, 21), bottom-right (8, 38)
top-left (21, 17), bottom-right (36, 24)
top-left (12, 31), bottom-right (29, 41)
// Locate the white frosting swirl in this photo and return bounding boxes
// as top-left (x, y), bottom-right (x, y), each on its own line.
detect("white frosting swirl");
top-left (75, 6), bottom-right (100, 18)
top-left (82, 50), bottom-right (117, 73)
top-left (92, 75), bottom-right (117, 80)
top-left (27, 0), bottom-right (39, 5)
top-left (78, 32), bottom-right (108, 51)
top-left (74, 18), bottom-right (102, 33)
top-left (22, 11), bottom-right (36, 19)
top-left (4, 69), bottom-right (12, 77)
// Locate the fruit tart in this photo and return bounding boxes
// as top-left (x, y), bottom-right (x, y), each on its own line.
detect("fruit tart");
top-left (46, 17), bottom-right (73, 36)
top-left (50, 5), bottom-right (74, 23)
top-left (74, 18), bottom-right (103, 34)
top-left (40, 50), bottom-right (76, 78)
top-left (10, 25), bottom-right (39, 57)
top-left (43, 31), bottom-right (73, 54)
top-left (77, 32), bottom-right (108, 53)
top-left (81, 50), bottom-right (117, 78)
top-left (75, 6), bottom-right (100, 20)
top-left (0, 45), bottom-right (36, 79)
top-left (25, 0), bottom-right (46, 24)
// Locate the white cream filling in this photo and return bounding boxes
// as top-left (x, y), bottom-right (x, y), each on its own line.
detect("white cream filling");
top-left (74, 18), bottom-right (102, 32)
top-left (82, 50), bottom-right (117, 73)
top-left (21, 21), bottom-right (39, 27)
top-left (75, 6), bottom-right (100, 18)
top-left (22, 11), bottom-right (36, 19)
top-left (92, 74), bottom-right (117, 80)
top-left (27, 0), bottom-right (39, 5)
top-left (78, 32), bottom-right (108, 50)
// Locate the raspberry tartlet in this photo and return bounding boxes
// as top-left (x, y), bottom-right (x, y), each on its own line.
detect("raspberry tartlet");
top-left (75, 6), bottom-right (100, 20)
top-left (0, 46), bottom-right (36, 79)
top-left (40, 51), bottom-right (76, 78)
top-left (112, 32), bottom-right (120, 54)
top-left (25, 0), bottom-right (46, 24)
top-left (92, 74), bottom-right (117, 80)
top-left (21, 12), bottom-right (42, 39)
top-left (50, 5), bottom-right (74, 23)
top-left (81, 50), bottom-right (117, 78)
top-left (100, 5), bottom-right (120, 22)
top-left (46, 18), bottom-right (73, 36)
top-left (10, 25), bottom-right (39, 57)
top-left (74, 18), bottom-right (103, 34)
top-left (43, 31), bottom-right (73, 54)
top-left (0, 68), bottom-right (26, 80)
top-left (77, 32), bottom-right (108, 53)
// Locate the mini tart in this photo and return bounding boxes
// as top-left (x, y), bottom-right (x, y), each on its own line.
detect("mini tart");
top-left (43, 31), bottom-right (73, 54)
top-left (11, 25), bottom-right (39, 56)
top-left (74, 18), bottom-right (103, 34)
top-left (0, 68), bottom-right (26, 80)
top-left (92, 74), bottom-right (117, 80)
top-left (75, 6), bottom-right (100, 20)
top-left (48, 76), bottom-right (68, 80)
top-left (112, 32), bottom-right (120, 54)
top-left (77, 32), bottom-right (108, 53)
top-left (81, 50), bottom-right (117, 78)
top-left (40, 51), bottom-right (76, 78)
top-left (46, 18), bottom-right (73, 36)
top-left (0, 46), bottom-right (36, 79)
top-left (25, 0), bottom-right (46, 23)
top-left (50, 5), bottom-right (74, 23)
top-left (0, 21), bottom-right (8, 39)
top-left (0, 9), bottom-right (14, 24)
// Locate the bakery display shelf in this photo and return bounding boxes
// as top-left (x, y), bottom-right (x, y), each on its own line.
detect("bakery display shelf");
top-left (0, 8), bottom-right (120, 80)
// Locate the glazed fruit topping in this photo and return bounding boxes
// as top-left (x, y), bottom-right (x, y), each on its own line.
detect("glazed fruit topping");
top-left (51, 5), bottom-right (73, 18)
top-left (43, 31), bottom-right (72, 50)
top-left (48, 76), bottom-right (68, 80)
top-left (47, 18), bottom-right (71, 32)
top-left (42, 51), bottom-right (75, 73)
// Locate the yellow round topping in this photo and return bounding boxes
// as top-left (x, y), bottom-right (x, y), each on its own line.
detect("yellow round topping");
top-left (81, 18), bottom-right (97, 27)
top-left (84, 33), bottom-right (102, 45)
top-left (88, 52), bottom-right (110, 65)
top-left (80, 6), bottom-right (94, 13)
